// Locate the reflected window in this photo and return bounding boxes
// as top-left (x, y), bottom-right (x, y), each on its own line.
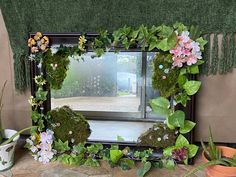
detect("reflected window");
top-left (50, 47), bottom-right (163, 120)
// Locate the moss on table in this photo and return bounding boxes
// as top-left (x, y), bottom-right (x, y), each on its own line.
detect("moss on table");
top-left (49, 106), bottom-right (91, 144)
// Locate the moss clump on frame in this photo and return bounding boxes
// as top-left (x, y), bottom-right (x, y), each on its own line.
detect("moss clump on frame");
top-left (48, 106), bottom-right (91, 144)
top-left (137, 122), bottom-right (176, 148)
top-left (152, 52), bottom-right (180, 98)
top-left (43, 50), bottom-right (70, 90)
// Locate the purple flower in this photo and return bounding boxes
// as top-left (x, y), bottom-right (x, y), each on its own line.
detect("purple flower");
top-left (172, 147), bottom-right (188, 162)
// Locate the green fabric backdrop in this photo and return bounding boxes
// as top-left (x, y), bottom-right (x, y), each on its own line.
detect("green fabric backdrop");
top-left (0, 0), bottom-right (236, 91)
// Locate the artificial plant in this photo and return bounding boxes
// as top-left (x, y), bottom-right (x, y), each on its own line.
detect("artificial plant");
top-left (0, 81), bottom-right (7, 144)
top-left (25, 23), bottom-right (206, 176)
top-left (0, 81), bottom-right (37, 146)
top-left (185, 128), bottom-right (236, 177)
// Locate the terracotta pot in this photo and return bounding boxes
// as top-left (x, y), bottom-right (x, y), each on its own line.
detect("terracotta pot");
top-left (202, 146), bottom-right (236, 177)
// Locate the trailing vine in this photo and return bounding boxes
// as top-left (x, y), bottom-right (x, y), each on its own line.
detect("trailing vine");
top-left (26, 23), bottom-right (207, 177)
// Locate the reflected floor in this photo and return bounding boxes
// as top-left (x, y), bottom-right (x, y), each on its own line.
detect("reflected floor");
top-left (51, 96), bottom-right (140, 112)
top-left (87, 120), bottom-right (155, 143)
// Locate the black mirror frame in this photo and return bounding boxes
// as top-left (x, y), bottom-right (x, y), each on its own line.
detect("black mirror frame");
top-left (29, 32), bottom-right (196, 164)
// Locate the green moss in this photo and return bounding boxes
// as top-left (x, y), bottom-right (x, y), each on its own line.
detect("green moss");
top-left (49, 106), bottom-right (91, 144)
top-left (43, 50), bottom-right (70, 90)
top-left (137, 122), bottom-right (176, 148)
top-left (152, 52), bottom-right (180, 98)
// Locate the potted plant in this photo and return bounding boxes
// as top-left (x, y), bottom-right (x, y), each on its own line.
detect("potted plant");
top-left (185, 127), bottom-right (236, 177)
top-left (0, 81), bottom-right (36, 171)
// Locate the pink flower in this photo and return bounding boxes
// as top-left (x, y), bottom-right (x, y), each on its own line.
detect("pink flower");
top-left (182, 48), bottom-right (191, 56)
top-left (172, 56), bottom-right (185, 68)
top-left (186, 55), bottom-right (198, 65)
top-left (170, 46), bottom-right (182, 57)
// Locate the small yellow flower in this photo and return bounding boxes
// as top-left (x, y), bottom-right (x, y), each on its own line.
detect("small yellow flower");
top-left (40, 38), bottom-right (45, 44)
top-left (35, 133), bottom-right (40, 142)
top-left (34, 32), bottom-right (42, 41)
top-left (79, 36), bottom-right (87, 45)
top-left (40, 44), bottom-right (47, 51)
top-left (43, 36), bottom-right (49, 45)
top-left (28, 38), bottom-right (36, 47)
top-left (79, 35), bottom-right (87, 51)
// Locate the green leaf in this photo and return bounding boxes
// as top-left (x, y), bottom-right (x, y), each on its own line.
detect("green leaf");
top-left (110, 149), bottom-right (123, 164)
top-left (119, 158), bottom-right (135, 170)
top-left (176, 134), bottom-right (189, 147)
top-left (189, 25), bottom-right (201, 40)
top-left (177, 75), bottom-right (187, 88)
top-left (31, 111), bottom-right (41, 122)
top-left (149, 97), bottom-right (170, 116)
top-left (186, 144), bottom-right (199, 158)
top-left (130, 30), bottom-right (139, 39)
top-left (157, 25), bottom-right (173, 38)
top-left (84, 157), bottom-right (100, 167)
top-left (187, 65), bottom-right (199, 74)
top-left (183, 81), bottom-right (201, 96)
top-left (87, 144), bottom-right (103, 154)
top-left (174, 92), bottom-right (190, 107)
top-left (156, 32), bottom-right (177, 51)
top-left (156, 38), bottom-right (169, 51)
top-left (137, 161), bottom-right (152, 177)
top-left (196, 60), bottom-right (204, 65)
top-left (173, 22), bottom-right (188, 34)
top-left (54, 139), bottom-right (70, 153)
top-left (117, 135), bottom-right (125, 141)
top-left (149, 41), bottom-right (158, 51)
top-left (184, 154), bottom-right (189, 165)
top-left (73, 143), bottom-right (86, 155)
top-left (168, 110), bottom-right (185, 128)
top-left (151, 97), bottom-right (170, 108)
top-left (162, 159), bottom-right (175, 170)
top-left (35, 89), bottom-right (48, 101)
top-left (37, 119), bottom-right (45, 131)
top-left (57, 154), bottom-right (70, 164)
top-left (163, 146), bottom-right (175, 157)
top-left (196, 37), bottom-right (207, 50)
top-left (180, 68), bottom-right (187, 75)
top-left (179, 120), bottom-right (196, 134)
top-left (167, 32), bottom-right (178, 49)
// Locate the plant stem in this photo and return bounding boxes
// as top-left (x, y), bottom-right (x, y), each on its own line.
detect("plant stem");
top-left (0, 81), bottom-right (7, 144)
top-left (1, 126), bottom-right (37, 146)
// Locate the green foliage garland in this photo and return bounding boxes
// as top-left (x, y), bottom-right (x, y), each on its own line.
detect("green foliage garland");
top-left (25, 22), bottom-right (206, 176)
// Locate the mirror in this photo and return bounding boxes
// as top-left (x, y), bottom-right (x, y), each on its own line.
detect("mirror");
top-left (30, 33), bottom-right (195, 146)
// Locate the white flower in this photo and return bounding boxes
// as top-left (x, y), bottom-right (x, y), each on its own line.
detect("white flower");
top-left (40, 129), bottom-right (54, 144)
top-left (38, 150), bottom-right (54, 164)
top-left (28, 129), bottom-right (55, 164)
top-left (30, 146), bottom-right (38, 153)
top-left (26, 138), bottom-right (33, 146)
top-left (37, 62), bottom-right (42, 69)
top-left (163, 134), bottom-right (169, 141)
top-left (31, 135), bottom-right (36, 141)
top-left (191, 41), bottom-right (200, 52)
top-left (181, 31), bottom-right (190, 43)
top-left (157, 137), bottom-right (162, 141)
top-left (193, 51), bottom-right (202, 59)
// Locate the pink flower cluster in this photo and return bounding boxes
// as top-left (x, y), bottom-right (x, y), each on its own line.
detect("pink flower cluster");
top-left (170, 31), bottom-right (202, 68)
top-left (26, 129), bottom-right (56, 164)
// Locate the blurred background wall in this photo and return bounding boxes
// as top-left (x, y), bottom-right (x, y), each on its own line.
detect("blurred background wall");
top-left (0, 10), bottom-right (31, 132)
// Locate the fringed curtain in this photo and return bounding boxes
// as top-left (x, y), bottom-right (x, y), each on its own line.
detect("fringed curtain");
top-left (0, 0), bottom-right (236, 91)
